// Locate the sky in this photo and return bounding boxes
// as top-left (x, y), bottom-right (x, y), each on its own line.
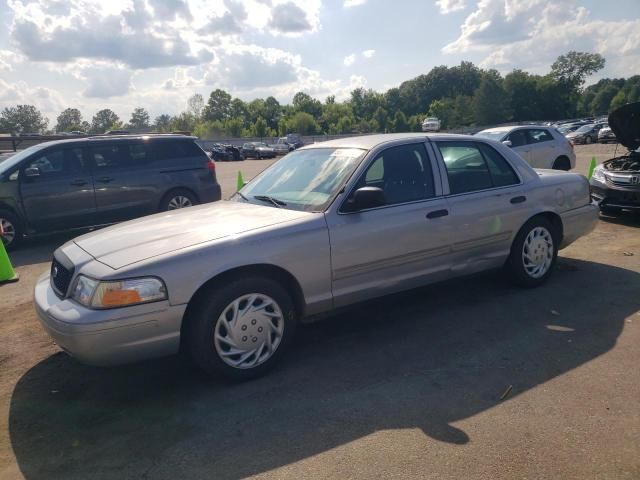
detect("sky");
top-left (0, 0), bottom-right (639, 125)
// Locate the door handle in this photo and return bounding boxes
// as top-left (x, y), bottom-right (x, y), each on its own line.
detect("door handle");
top-left (97, 176), bottom-right (114, 183)
top-left (426, 209), bottom-right (449, 219)
top-left (510, 196), bottom-right (527, 204)
top-left (70, 179), bottom-right (88, 186)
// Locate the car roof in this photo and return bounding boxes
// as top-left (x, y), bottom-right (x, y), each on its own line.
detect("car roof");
top-left (18, 134), bottom-right (196, 149)
top-left (299, 133), bottom-right (476, 150)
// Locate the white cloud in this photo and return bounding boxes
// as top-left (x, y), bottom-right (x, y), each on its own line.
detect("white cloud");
top-left (443, 0), bottom-right (640, 77)
top-left (362, 49), bottom-right (375, 58)
top-left (435, 0), bottom-right (466, 14)
top-left (0, 78), bottom-right (65, 123)
top-left (344, 0), bottom-right (367, 7)
top-left (267, 1), bottom-right (314, 34)
top-left (343, 54), bottom-right (356, 66)
top-left (82, 67), bottom-right (132, 98)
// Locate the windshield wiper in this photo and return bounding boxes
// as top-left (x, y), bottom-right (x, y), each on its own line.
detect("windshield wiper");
top-left (253, 195), bottom-right (287, 208)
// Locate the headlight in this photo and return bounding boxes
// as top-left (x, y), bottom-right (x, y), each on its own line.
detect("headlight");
top-left (71, 275), bottom-right (167, 309)
top-left (592, 165), bottom-right (606, 182)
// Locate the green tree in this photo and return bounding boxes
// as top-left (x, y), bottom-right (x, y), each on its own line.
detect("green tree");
top-left (288, 111), bottom-right (319, 135)
top-left (392, 111), bottom-right (409, 132)
top-left (55, 108), bottom-right (83, 132)
top-left (153, 114), bottom-right (172, 132)
top-left (263, 96), bottom-right (281, 130)
top-left (225, 117), bottom-right (244, 137)
top-left (230, 98), bottom-right (249, 124)
top-left (503, 70), bottom-right (541, 121)
top-left (292, 92), bottom-right (322, 117)
top-left (590, 85), bottom-right (619, 115)
top-left (187, 93), bottom-right (204, 119)
top-left (551, 51), bottom-right (606, 88)
top-left (203, 89), bottom-right (232, 121)
top-left (168, 112), bottom-right (197, 132)
top-left (472, 75), bottom-right (509, 125)
top-left (128, 107), bottom-right (150, 129)
top-left (0, 105), bottom-right (48, 134)
top-left (90, 109), bottom-right (119, 134)
top-left (253, 117), bottom-right (268, 137)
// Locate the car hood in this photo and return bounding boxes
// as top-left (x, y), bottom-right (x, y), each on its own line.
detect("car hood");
top-left (74, 201), bottom-right (312, 270)
top-left (608, 101), bottom-right (640, 150)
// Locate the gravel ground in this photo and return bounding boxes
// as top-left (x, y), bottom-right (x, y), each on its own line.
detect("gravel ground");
top-left (0, 143), bottom-right (639, 480)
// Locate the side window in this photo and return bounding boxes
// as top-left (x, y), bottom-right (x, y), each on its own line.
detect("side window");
top-left (356, 143), bottom-right (435, 206)
top-left (477, 143), bottom-right (519, 187)
top-left (90, 144), bottom-right (126, 169)
top-left (129, 143), bottom-right (150, 162)
top-left (22, 148), bottom-right (86, 180)
top-left (155, 140), bottom-right (205, 161)
top-left (507, 130), bottom-right (528, 147)
top-left (437, 142), bottom-right (492, 194)
top-left (527, 129), bottom-right (553, 143)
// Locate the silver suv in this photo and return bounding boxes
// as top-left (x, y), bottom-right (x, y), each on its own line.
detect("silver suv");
top-left (475, 126), bottom-right (576, 170)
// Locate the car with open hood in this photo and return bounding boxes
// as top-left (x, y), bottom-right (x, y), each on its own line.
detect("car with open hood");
top-left (590, 102), bottom-right (640, 213)
top-left (34, 133), bottom-right (597, 380)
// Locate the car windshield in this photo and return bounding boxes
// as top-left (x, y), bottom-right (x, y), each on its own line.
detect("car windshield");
top-left (474, 130), bottom-right (506, 141)
top-left (575, 125), bottom-right (594, 133)
top-left (236, 147), bottom-right (366, 212)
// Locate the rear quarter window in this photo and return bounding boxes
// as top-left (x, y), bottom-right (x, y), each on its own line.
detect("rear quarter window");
top-left (155, 140), bottom-right (206, 161)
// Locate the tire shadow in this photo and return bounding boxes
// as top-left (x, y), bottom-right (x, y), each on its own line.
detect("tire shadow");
top-left (9, 258), bottom-right (638, 479)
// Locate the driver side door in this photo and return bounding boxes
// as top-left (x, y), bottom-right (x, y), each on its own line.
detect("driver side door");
top-left (326, 142), bottom-right (454, 308)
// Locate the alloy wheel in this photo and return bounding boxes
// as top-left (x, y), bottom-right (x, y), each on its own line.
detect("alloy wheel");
top-left (214, 293), bottom-right (285, 369)
top-left (167, 195), bottom-right (193, 210)
top-left (522, 226), bottom-right (554, 279)
top-left (0, 218), bottom-right (15, 246)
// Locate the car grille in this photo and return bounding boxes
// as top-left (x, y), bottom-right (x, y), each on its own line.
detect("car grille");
top-left (51, 257), bottom-right (74, 297)
top-left (607, 174), bottom-right (640, 187)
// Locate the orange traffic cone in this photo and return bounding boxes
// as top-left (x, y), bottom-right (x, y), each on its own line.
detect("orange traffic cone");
top-left (0, 223), bottom-right (18, 284)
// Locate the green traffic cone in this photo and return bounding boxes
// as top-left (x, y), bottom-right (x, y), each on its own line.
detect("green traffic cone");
top-left (0, 235), bottom-right (18, 285)
top-left (237, 171), bottom-right (245, 191)
top-left (587, 156), bottom-right (597, 179)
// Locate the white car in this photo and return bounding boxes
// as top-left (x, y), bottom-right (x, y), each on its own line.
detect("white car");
top-left (421, 117), bottom-right (441, 132)
top-left (475, 126), bottom-right (576, 170)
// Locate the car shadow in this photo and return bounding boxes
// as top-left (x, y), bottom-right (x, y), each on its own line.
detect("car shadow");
top-left (9, 258), bottom-right (637, 479)
top-left (10, 232), bottom-right (83, 268)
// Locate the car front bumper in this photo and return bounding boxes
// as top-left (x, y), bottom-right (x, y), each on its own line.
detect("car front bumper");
top-left (34, 273), bottom-right (186, 366)
top-left (558, 203), bottom-right (599, 249)
top-left (590, 180), bottom-right (640, 211)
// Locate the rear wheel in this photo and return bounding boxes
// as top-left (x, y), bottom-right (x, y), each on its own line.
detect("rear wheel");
top-left (585, 136), bottom-right (592, 144)
top-left (186, 276), bottom-right (297, 380)
top-left (0, 210), bottom-right (22, 251)
top-left (506, 217), bottom-right (558, 287)
top-left (160, 189), bottom-right (198, 211)
top-left (552, 156), bottom-right (571, 171)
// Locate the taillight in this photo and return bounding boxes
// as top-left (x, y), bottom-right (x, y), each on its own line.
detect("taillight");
top-left (207, 160), bottom-right (216, 175)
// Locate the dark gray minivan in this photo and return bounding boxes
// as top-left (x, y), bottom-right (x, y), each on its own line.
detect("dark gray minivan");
top-left (0, 134), bottom-right (221, 249)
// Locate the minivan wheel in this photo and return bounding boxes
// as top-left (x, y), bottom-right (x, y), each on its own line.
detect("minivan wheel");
top-left (506, 217), bottom-right (558, 288)
top-left (186, 276), bottom-right (297, 380)
top-left (0, 211), bottom-right (22, 250)
top-left (161, 189), bottom-right (198, 211)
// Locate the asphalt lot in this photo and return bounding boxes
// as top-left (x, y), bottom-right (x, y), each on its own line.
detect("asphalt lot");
top-left (1, 144), bottom-right (639, 479)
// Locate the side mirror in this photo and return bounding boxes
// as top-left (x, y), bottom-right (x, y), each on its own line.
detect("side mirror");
top-left (350, 186), bottom-right (385, 211)
top-left (24, 166), bottom-right (41, 178)
top-left (502, 140), bottom-right (513, 148)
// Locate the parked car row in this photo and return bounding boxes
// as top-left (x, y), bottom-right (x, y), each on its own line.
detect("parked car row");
top-left (207, 134), bottom-right (304, 161)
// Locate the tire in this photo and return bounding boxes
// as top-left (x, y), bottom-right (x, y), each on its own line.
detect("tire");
top-left (505, 216), bottom-right (558, 288)
top-left (0, 210), bottom-right (22, 251)
top-left (585, 136), bottom-right (592, 144)
top-left (186, 276), bottom-right (297, 380)
top-left (552, 156), bottom-right (571, 171)
top-left (160, 189), bottom-right (198, 211)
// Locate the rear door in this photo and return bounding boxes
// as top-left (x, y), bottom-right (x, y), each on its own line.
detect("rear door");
top-left (435, 140), bottom-right (529, 273)
top-left (89, 140), bottom-right (157, 223)
top-left (526, 128), bottom-right (556, 168)
top-left (19, 145), bottom-right (97, 231)
top-left (506, 130), bottom-right (531, 163)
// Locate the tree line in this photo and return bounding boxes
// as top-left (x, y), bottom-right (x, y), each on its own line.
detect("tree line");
top-left (1, 51), bottom-right (638, 138)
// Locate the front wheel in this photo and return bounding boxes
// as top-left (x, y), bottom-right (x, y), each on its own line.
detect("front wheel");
top-left (505, 217), bottom-right (558, 287)
top-left (0, 210), bottom-right (22, 251)
top-left (186, 276), bottom-right (297, 380)
top-left (585, 136), bottom-right (592, 144)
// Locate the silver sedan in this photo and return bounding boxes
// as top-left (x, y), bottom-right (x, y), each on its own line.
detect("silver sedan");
top-left (35, 133), bottom-right (598, 379)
